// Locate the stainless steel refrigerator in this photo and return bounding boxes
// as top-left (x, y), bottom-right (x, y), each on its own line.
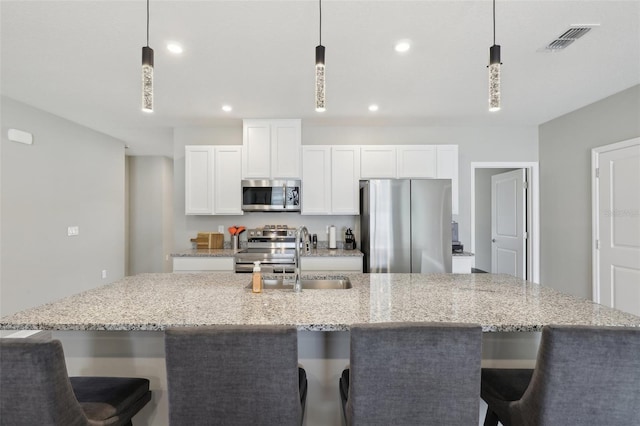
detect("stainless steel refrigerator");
top-left (360, 179), bottom-right (452, 273)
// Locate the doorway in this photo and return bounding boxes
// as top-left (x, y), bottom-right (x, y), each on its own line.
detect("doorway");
top-left (471, 162), bottom-right (539, 283)
top-left (592, 137), bottom-right (640, 316)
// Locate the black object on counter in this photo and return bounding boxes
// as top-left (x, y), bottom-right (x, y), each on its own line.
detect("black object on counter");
top-left (344, 228), bottom-right (356, 250)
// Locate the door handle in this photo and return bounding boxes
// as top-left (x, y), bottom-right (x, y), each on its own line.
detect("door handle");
top-left (283, 184), bottom-right (287, 208)
top-left (492, 239), bottom-right (496, 243)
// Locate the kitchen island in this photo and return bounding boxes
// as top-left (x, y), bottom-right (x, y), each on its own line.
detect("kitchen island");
top-left (2, 273), bottom-right (639, 426)
top-left (2, 272), bottom-right (638, 331)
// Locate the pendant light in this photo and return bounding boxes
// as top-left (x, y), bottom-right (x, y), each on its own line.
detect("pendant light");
top-left (488, 0), bottom-right (501, 112)
top-left (141, 0), bottom-right (154, 113)
top-left (315, 0), bottom-right (326, 112)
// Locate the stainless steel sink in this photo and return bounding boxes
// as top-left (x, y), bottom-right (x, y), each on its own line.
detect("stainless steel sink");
top-left (248, 277), bottom-right (352, 290)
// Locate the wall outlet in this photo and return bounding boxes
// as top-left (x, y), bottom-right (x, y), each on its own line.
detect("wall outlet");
top-left (101, 270), bottom-right (107, 279)
top-left (218, 225), bottom-right (224, 233)
top-left (67, 226), bottom-right (79, 236)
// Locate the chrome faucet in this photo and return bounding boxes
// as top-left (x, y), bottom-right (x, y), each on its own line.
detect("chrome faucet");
top-left (294, 226), bottom-right (310, 292)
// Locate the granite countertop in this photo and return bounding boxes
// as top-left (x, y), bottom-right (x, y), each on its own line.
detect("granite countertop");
top-left (172, 248), bottom-right (363, 257)
top-left (2, 273), bottom-right (639, 333)
top-left (453, 251), bottom-right (474, 257)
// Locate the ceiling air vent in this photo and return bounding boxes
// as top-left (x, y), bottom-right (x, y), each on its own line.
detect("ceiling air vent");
top-left (542, 25), bottom-right (598, 52)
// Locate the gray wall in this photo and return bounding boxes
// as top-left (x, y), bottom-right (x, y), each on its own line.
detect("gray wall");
top-left (1, 96), bottom-right (126, 316)
top-left (127, 156), bottom-right (174, 275)
top-left (539, 84), bottom-right (640, 299)
top-left (474, 168), bottom-right (516, 272)
top-left (172, 125), bottom-right (539, 253)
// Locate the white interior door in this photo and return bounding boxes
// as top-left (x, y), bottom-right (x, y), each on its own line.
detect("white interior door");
top-left (491, 169), bottom-right (526, 278)
top-left (594, 139), bottom-right (640, 316)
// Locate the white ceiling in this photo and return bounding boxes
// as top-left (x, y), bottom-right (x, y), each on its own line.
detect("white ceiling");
top-left (2, 0), bottom-right (639, 157)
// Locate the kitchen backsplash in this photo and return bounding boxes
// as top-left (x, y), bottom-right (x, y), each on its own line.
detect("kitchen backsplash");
top-left (180, 213), bottom-right (358, 251)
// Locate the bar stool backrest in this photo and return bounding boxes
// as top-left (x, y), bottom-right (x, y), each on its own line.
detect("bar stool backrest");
top-left (164, 325), bottom-right (303, 426)
top-left (0, 339), bottom-right (89, 426)
top-left (347, 322), bottom-right (482, 426)
top-left (515, 325), bottom-right (640, 425)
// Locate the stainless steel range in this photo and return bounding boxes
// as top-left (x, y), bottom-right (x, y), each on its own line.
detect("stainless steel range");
top-left (234, 225), bottom-right (297, 273)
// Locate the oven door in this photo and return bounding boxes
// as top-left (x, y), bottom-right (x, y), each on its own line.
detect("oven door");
top-left (241, 179), bottom-right (301, 212)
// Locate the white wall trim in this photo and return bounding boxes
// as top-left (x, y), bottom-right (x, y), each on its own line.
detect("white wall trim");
top-left (470, 161), bottom-right (540, 283)
top-left (591, 136), bottom-right (640, 302)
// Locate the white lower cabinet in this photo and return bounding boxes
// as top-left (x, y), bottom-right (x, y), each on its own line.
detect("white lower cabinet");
top-left (300, 256), bottom-right (363, 274)
top-left (301, 146), bottom-right (360, 215)
top-left (452, 256), bottom-right (474, 274)
top-left (185, 145), bottom-right (242, 215)
top-left (172, 257), bottom-right (235, 273)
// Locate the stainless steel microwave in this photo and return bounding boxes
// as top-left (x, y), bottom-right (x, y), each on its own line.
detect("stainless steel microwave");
top-left (241, 179), bottom-right (301, 212)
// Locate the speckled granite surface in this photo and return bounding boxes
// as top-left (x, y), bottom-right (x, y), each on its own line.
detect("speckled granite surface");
top-left (171, 248), bottom-right (363, 257)
top-left (2, 273), bottom-right (639, 333)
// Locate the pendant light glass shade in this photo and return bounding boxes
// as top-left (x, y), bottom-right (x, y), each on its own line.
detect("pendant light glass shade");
top-left (142, 46), bottom-right (154, 113)
top-left (315, 45), bottom-right (325, 112)
top-left (489, 44), bottom-right (501, 112)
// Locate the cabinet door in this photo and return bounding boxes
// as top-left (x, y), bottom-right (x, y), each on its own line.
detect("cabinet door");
top-left (360, 146), bottom-right (397, 178)
top-left (436, 145), bottom-right (459, 214)
top-left (214, 146), bottom-right (243, 215)
top-left (173, 257), bottom-right (235, 273)
top-left (302, 146), bottom-right (331, 214)
top-left (331, 146), bottom-right (361, 214)
top-left (397, 145), bottom-right (437, 178)
top-left (300, 256), bottom-right (363, 272)
top-left (185, 146), bottom-right (214, 214)
top-left (242, 120), bottom-right (271, 178)
top-left (271, 119), bottom-right (301, 178)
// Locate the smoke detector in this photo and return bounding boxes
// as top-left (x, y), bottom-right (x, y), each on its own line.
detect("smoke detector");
top-left (541, 24), bottom-right (599, 52)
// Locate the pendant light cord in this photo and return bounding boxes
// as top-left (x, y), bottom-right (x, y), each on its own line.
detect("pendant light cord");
top-left (492, 0), bottom-right (496, 45)
top-left (319, 0), bottom-right (322, 45)
top-left (146, 0), bottom-right (150, 47)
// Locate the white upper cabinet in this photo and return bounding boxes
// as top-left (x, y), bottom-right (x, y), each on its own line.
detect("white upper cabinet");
top-left (331, 146), bottom-right (360, 214)
top-left (397, 145), bottom-right (437, 178)
top-left (301, 145), bottom-right (360, 215)
top-left (436, 145), bottom-right (459, 214)
top-left (185, 146), bottom-right (214, 214)
top-left (214, 146), bottom-right (243, 215)
top-left (360, 146), bottom-right (397, 178)
top-left (242, 119), bottom-right (301, 179)
top-left (301, 146), bottom-right (331, 214)
top-left (185, 145), bottom-right (243, 215)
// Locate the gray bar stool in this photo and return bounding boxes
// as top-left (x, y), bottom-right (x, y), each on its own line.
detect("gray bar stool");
top-left (0, 338), bottom-right (152, 426)
top-left (339, 322), bottom-right (483, 426)
top-left (164, 325), bottom-right (307, 426)
top-left (481, 324), bottom-right (640, 426)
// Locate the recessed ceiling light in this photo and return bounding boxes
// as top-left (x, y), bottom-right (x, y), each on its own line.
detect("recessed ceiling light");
top-left (368, 104), bottom-right (379, 112)
top-left (394, 40), bottom-right (411, 53)
top-left (222, 105), bottom-right (233, 112)
top-left (166, 42), bottom-right (183, 54)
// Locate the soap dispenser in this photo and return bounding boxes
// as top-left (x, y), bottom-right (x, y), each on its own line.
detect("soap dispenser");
top-left (252, 261), bottom-right (262, 293)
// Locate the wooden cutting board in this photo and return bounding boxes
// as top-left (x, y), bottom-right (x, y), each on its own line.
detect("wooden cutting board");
top-left (190, 232), bottom-right (224, 249)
